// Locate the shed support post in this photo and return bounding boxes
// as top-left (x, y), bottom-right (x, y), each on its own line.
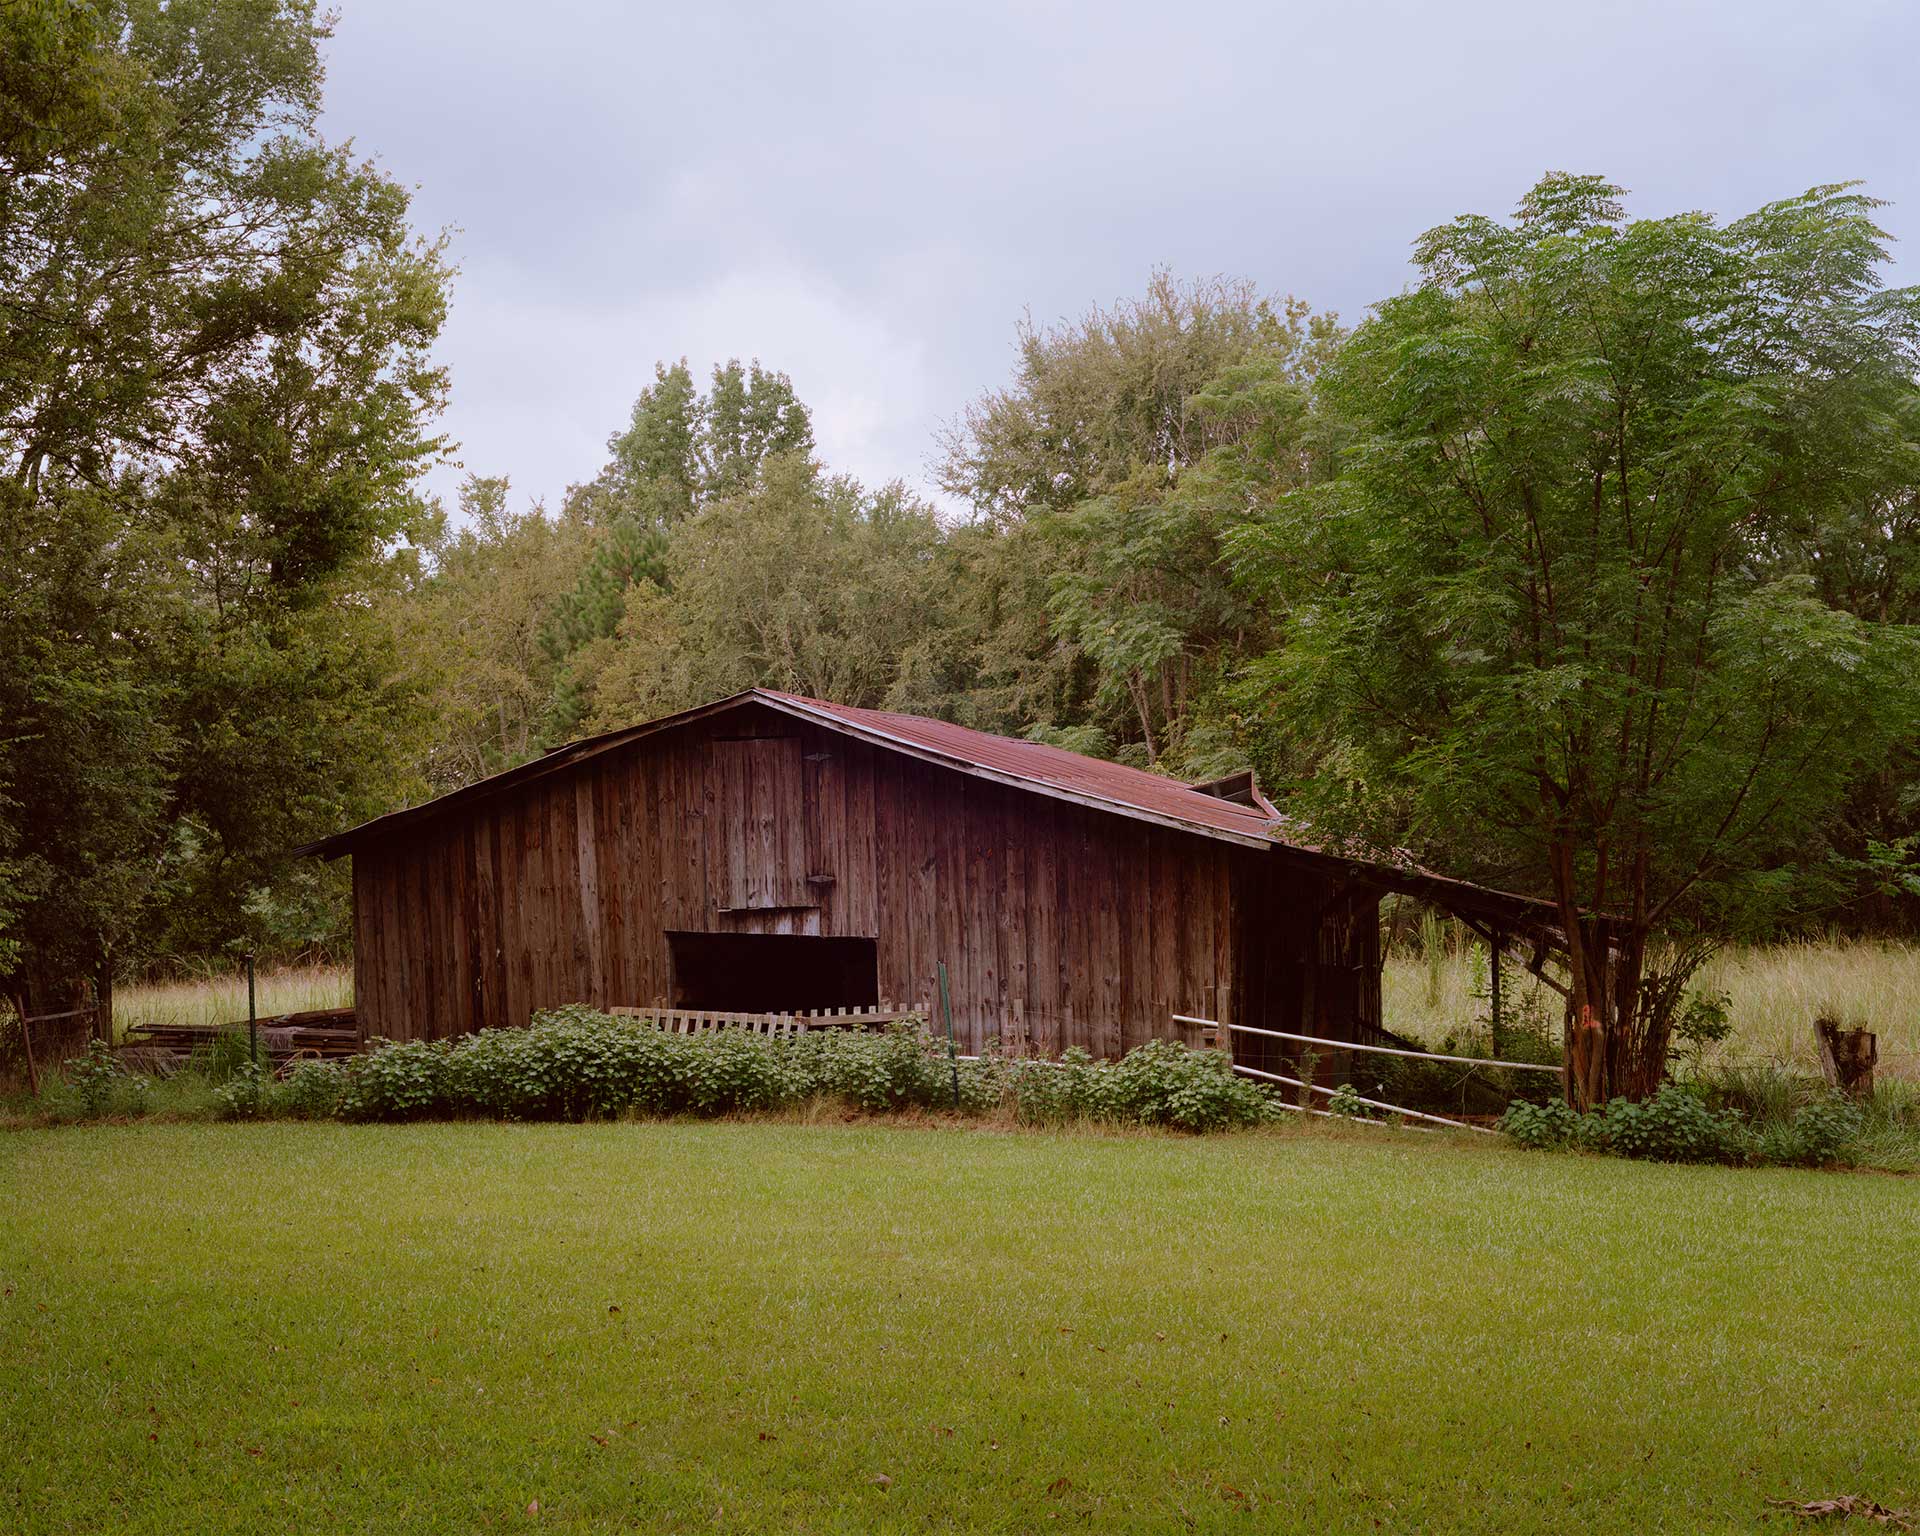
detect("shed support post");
top-left (1489, 929), bottom-right (1503, 1058)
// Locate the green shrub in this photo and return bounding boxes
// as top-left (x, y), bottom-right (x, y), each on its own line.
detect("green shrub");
top-left (116, 1074), bottom-right (155, 1117)
top-left (67, 1039), bottom-right (120, 1116)
top-left (339, 1039), bottom-right (452, 1121)
top-left (214, 1061), bottom-right (270, 1120)
top-left (1759, 1096), bottom-right (1865, 1168)
top-left (1095, 1039), bottom-right (1271, 1133)
top-left (787, 1024), bottom-right (949, 1111)
top-left (1584, 1084), bottom-right (1749, 1164)
top-left (1500, 1078), bottom-right (1877, 1169)
top-left (276, 1060), bottom-right (347, 1119)
top-left (325, 1013), bottom-right (1276, 1134)
top-left (1499, 1097), bottom-right (1580, 1150)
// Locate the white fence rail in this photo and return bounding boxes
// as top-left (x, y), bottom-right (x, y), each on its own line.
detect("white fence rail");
top-left (1173, 1013), bottom-right (1558, 1135)
top-left (1216, 1021), bottom-right (1563, 1075)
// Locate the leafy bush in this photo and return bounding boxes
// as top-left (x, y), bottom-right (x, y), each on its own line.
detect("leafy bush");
top-left (1501, 1076), bottom-right (1879, 1170)
top-left (67, 1039), bottom-right (120, 1116)
top-left (324, 1011), bottom-right (1277, 1133)
top-left (1585, 1085), bottom-right (1748, 1164)
top-left (339, 1038), bottom-right (452, 1121)
top-left (1759, 1096), bottom-right (1865, 1168)
top-left (214, 1060), bottom-right (270, 1121)
top-left (1498, 1097), bottom-right (1580, 1150)
top-left (277, 1060), bottom-right (347, 1119)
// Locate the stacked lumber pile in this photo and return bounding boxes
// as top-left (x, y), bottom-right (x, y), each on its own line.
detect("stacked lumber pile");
top-left (124, 1007), bottom-right (360, 1072)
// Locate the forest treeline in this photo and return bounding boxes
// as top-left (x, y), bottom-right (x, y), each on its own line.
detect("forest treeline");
top-left (5, 2), bottom-right (1919, 1094)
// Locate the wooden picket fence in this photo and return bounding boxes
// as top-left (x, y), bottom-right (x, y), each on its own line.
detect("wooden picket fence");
top-left (609, 1003), bottom-right (923, 1039)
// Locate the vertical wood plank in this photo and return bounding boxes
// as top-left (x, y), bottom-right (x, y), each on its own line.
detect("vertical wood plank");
top-left (1023, 798), bottom-right (1059, 1057)
top-left (842, 738), bottom-right (879, 936)
top-left (575, 772), bottom-right (604, 1005)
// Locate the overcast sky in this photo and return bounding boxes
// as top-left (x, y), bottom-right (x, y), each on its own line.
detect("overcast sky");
top-left (318, 0), bottom-right (1917, 516)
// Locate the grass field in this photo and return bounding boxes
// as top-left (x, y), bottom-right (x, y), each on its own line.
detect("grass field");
top-left (3, 1119), bottom-right (1915, 1534)
top-left (1384, 939), bottom-right (1920, 1079)
top-left (112, 962), bottom-right (352, 1041)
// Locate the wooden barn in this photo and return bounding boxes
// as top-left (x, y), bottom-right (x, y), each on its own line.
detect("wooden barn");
top-left (299, 690), bottom-right (1555, 1067)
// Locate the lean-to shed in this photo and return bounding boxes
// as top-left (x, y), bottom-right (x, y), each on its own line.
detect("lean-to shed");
top-left (299, 690), bottom-right (1557, 1065)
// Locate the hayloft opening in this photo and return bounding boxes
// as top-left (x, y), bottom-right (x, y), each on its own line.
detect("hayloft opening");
top-left (665, 931), bottom-right (880, 1014)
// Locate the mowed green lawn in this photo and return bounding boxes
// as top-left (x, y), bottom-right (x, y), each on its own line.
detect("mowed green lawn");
top-left (2, 1122), bottom-right (1915, 1535)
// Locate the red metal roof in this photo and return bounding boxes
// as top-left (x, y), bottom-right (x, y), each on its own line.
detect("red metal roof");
top-left (293, 686), bottom-right (1567, 927)
top-left (754, 690), bottom-right (1285, 846)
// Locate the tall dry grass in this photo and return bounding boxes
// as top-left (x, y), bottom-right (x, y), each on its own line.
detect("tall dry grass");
top-left (116, 944), bottom-right (1920, 1079)
top-left (1383, 939), bottom-right (1920, 1079)
top-left (114, 963), bottom-right (352, 1039)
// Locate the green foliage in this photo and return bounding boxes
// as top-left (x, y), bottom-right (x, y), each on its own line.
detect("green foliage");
top-left (1669, 988), bottom-right (1735, 1075)
top-left (65, 1039), bottom-right (120, 1117)
top-left (213, 1061), bottom-right (270, 1121)
top-left (578, 457), bottom-right (954, 728)
top-left (1758, 1097), bottom-right (1865, 1169)
top-left (1094, 1037), bottom-right (1273, 1132)
top-left (327, 1012), bottom-right (1273, 1134)
top-left (1500, 1078), bottom-right (1879, 1168)
top-left (1232, 174), bottom-right (1920, 1097)
top-left (1497, 1098), bottom-right (1581, 1150)
top-left (339, 1039), bottom-right (452, 1122)
top-left (276, 1060), bottom-right (346, 1120)
top-left (1585, 1086), bottom-right (1749, 1164)
top-left (189, 1027), bottom-right (259, 1086)
top-left (0, 0), bottom-right (451, 986)
top-left (1498, 1086), bottom-right (1746, 1163)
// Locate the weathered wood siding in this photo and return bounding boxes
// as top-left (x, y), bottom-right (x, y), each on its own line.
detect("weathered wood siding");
top-left (351, 701), bottom-right (1380, 1056)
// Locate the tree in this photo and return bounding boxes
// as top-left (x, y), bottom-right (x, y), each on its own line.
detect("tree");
top-left (537, 359), bottom-right (813, 738)
top-left (0, 0), bottom-right (450, 1001)
top-left (580, 455), bottom-right (950, 726)
top-left (395, 476), bottom-right (594, 793)
top-left (1231, 176), bottom-right (1920, 1105)
top-left (938, 271), bottom-right (1340, 762)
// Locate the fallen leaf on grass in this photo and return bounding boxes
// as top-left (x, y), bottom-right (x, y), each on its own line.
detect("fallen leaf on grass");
top-left (869, 1473), bottom-right (892, 1491)
top-left (1767, 1495), bottom-right (1915, 1529)
top-left (1046, 1478), bottom-right (1074, 1499)
top-left (525, 1499), bottom-right (540, 1516)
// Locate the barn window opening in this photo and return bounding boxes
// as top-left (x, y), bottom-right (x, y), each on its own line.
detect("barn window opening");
top-left (666, 931), bottom-right (879, 1014)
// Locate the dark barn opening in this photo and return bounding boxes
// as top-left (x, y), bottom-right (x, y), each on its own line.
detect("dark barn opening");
top-left (666, 931), bottom-right (881, 1014)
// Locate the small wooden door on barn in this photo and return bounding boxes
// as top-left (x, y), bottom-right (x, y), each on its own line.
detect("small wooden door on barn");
top-left (708, 736), bottom-right (814, 911)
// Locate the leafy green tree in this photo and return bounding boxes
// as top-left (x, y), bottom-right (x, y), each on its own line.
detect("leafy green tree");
top-left (0, 0), bottom-right (449, 1006)
top-left (1231, 176), bottom-right (1920, 1104)
top-left (580, 455), bottom-right (948, 725)
top-left (939, 272), bottom-right (1340, 763)
top-left (699, 359), bottom-right (816, 502)
top-left (537, 358), bottom-right (813, 738)
top-left (399, 476), bottom-right (596, 792)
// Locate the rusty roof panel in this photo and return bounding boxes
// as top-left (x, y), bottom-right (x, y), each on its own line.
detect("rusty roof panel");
top-left (754, 691), bottom-right (1288, 845)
